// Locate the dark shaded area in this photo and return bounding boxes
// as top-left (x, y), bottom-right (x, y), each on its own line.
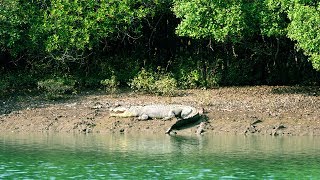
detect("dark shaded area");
top-left (166, 113), bottom-right (207, 134)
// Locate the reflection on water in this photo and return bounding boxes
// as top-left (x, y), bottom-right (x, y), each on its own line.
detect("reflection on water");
top-left (1, 133), bottom-right (320, 179)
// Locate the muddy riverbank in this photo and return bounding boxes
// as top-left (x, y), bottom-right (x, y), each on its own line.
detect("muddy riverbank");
top-left (0, 86), bottom-right (319, 136)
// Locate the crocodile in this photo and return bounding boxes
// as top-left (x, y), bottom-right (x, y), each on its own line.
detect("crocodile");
top-left (109, 104), bottom-right (202, 134)
top-left (109, 104), bottom-right (198, 120)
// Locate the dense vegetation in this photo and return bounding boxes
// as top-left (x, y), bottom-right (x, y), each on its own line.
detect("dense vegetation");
top-left (1, 0), bottom-right (319, 98)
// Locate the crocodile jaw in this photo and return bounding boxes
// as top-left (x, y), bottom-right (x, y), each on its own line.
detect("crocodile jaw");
top-left (110, 111), bottom-right (135, 117)
top-left (109, 106), bottom-right (137, 117)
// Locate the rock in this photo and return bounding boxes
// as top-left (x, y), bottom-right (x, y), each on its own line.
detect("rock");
top-left (251, 118), bottom-right (262, 125)
top-left (196, 122), bottom-right (206, 135)
top-left (245, 125), bottom-right (257, 134)
top-left (91, 102), bottom-right (103, 109)
top-left (65, 103), bottom-right (77, 107)
top-left (270, 124), bottom-right (286, 136)
top-left (73, 119), bottom-right (96, 133)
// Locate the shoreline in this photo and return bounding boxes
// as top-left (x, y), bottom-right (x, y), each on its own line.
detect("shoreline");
top-left (1, 86), bottom-right (319, 136)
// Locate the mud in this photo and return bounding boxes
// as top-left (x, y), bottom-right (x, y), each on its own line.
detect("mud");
top-left (0, 86), bottom-right (319, 136)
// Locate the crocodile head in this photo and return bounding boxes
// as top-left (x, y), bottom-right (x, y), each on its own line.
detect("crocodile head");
top-left (109, 106), bottom-right (140, 117)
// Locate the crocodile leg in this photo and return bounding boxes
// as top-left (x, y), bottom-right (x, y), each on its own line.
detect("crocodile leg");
top-left (138, 114), bottom-right (149, 120)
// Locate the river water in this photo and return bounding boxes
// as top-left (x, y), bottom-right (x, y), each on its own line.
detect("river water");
top-left (0, 133), bottom-right (320, 179)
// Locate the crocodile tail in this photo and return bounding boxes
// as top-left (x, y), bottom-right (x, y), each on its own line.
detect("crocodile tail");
top-left (165, 127), bottom-right (172, 134)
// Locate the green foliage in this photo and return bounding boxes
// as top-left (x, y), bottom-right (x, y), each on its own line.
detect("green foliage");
top-left (0, 79), bottom-right (9, 96)
top-left (37, 76), bottom-right (77, 100)
top-left (178, 69), bottom-right (205, 89)
top-left (0, 0), bottom-right (43, 57)
top-left (173, 0), bottom-right (245, 42)
top-left (1, 0), bottom-right (320, 93)
top-left (100, 75), bottom-right (119, 94)
top-left (257, 0), bottom-right (291, 37)
top-left (129, 68), bottom-right (178, 96)
top-left (41, 0), bottom-right (152, 61)
top-left (129, 69), bottom-right (156, 93)
top-left (287, 2), bottom-right (320, 70)
top-left (0, 0), bottom-right (21, 54)
top-left (0, 71), bottom-right (39, 97)
top-left (206, 70), bottom-right (222, 88)
top-left (173, 56), bottom-right (222, 88)
top-left (154, 74), bottom-right (178, 96)
top-left (172, 0), bottom-right (290, 39)
top-left (0, 0), bottom-right (162, 71)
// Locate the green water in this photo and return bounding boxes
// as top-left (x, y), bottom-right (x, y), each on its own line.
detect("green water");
top-left (1, 133), bottom-right (320, 179)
